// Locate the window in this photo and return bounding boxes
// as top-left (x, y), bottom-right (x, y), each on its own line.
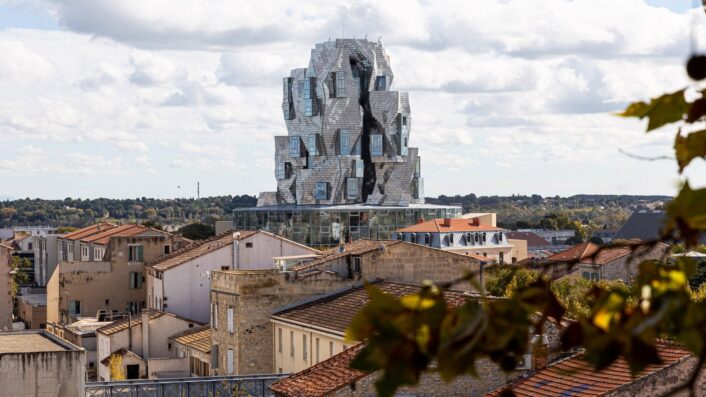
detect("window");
top-left (314, 182), bottom-right (328, 200)
top-left (227, 307), bottom-right (234, 333)
top-left (129, 272), bottom-right (143, 289)
top-left (371, 135), bottom-right (383, 156)
top-left (68, 300), bottom-right (81, 316)
top-left (582, 271), bottom-right (590, 280)
top-left (303, 77), bottom-right (313, 99)
top-left (290, 331), bottom-right (294, 357)
top-left (303, 334), bottom-right (308, 361)
top-left (303, 77), bottom-right (316, 116)
top-left (355, 159), bottom-right (364, 178)
top-left (448, 234), bottom-right (454, 245)
top-left (499, 252), bottom-right (504, 265)
top-left (127, 301), bottom-right (142, 314)
top-left (245, 242), bottom-right (253, 248)
top-left (164, 245), bottom-right (170, 255)
top-left (339, 129), bottom-right (349, 155)
top-left (275, 162), bottom-right (286, 180)
top-left (28, 242), bottom-right (32, 250)
top-left (227, 349), bottom-right (234, 375)
top-left (316, 337), bottom-right (320, 363)
top-left (336, 72), bottom-right (346, 97)
top-left (375, 75), bottom-right (387, 91)
top-left (424, 233), bottom-right (431, 245)
top-left (308, 134), bottom-right (319, 155)
top-left (278, 328), bottom-right (283, 353)
top-left (402, 116), bottom-right (407, 126)
top-left (592, 273), bottom-right (599, 281)
top-left (304, 99), bottom-right (314, 116)
top-left (211, 345), bottom-right (219, 369)
top-left (282, 77), bottom-right (293, 102)
top-left (410, 234), bottom-right (417, 244)
top-left (128, 245), bottom-right (144, 262)
top-left (329, 341), bottom-right (333, 358)
top-left (289, 136), bottom-right (301, 157)
top-left (212, 303), bottom-right (218, 329)
top-left (347, 178), bottom-right (358, 200)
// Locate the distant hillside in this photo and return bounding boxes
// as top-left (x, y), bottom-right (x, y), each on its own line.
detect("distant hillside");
top-left (0, 194), bottom-right (670, 230)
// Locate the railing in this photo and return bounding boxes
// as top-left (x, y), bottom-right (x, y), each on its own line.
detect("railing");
top-left (84, 374), bottom-right (286, 397)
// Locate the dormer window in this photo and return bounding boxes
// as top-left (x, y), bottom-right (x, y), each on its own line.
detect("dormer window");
top-left (314, 182), bottom-right (328, 200)
top-left (289, 136), bottom-right (301, 157)
top-left (371, 135), bottom-right (383, 156)
top-left (375, 75), bottom-right (387, 91)
top-left (339, 129), bottom-right (349, 155)
top-left (424, 233), bottom-right (431, 245)
top-left (335, 72), bottom-right (346, 97)
top-left (410, 234), bottom-right (417, 244)
top-left (448, 234), bottom-right (454, 245)
top-left (308, 134), bottom-right (319, 156)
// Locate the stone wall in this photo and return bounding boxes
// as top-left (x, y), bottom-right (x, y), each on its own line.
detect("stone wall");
top-left (210, 270), bottom-right (355, 375)
top-left (600, 244), bottom-right (670, 283)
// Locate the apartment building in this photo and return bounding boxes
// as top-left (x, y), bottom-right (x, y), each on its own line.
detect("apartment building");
top-left (146, 230), bottom-right (319, 323)
top-left (47, 224), bottom-right (184, 324)
top-left (393, 217), bottom-right (516, 264)
top-left (0, 241), bottom-right (13, 330)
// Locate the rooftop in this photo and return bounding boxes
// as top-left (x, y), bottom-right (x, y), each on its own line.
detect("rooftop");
top-left (485, 340), bottom-right (691, 396)
top-left (0, 331), bottom-right (79, 353)
top-left (61, 222), bottom-right (115, 241)
top-left (17, 293), bottom-right (47, 306)
top-left (505, 231), bottom-right (552, 248)
top-left (169, 325), bottom-right (211, 353)
top-left (236, 203), bottom-right (462, 212)
top-left (272, 281), bottom-right (481, 335)
top-left (149, 231), bottom-right (247, 271)
top-left (291, 240), bottom-right (402, 272)
top-left (269, 344), bottom-right (366, 397)
top-left (96, 310), bottom-right (200, 336)
top-left (397, 218), bottom-right (503, 233)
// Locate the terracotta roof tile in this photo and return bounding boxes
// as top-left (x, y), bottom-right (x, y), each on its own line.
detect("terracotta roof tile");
top-left (485, 340), bottom-right (691, 397)
top-left (169, 325), bottom-right (210, 354)
top-left (61, 223), bottom-right (116, 241)
top-left (397, 218), bottom-right (504, 233)
top-left (505, 232), bottom-right (552, 248)
top-left (272, 281), bottom-right (480, 334)
top-left (82, 224), bottom-right (148, 245)
top-left (269, 344), bottom-right (366, 397)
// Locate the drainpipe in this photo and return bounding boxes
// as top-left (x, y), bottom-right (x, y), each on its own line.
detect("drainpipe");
top-left (232, 234), bottom-right (240, 270)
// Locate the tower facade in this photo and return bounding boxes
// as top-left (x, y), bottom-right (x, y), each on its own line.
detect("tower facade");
top-left (258, 38), bottom-right (423, 207)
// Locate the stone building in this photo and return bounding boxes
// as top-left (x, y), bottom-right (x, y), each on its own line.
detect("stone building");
top-left (16, 293), bottom-right (46, 329)
top-left (47, 225), bottom-right (185, 324)
top-left (146, 230), bottom-right (319, 323)
top-left (233, 38), bottom-right (460, 246)
top-left (0, 330), bottom-right (86, 397)
top-left (0, 241), bottom-right (13, 331)
top-left (209, 239), bottom-right (483, 376)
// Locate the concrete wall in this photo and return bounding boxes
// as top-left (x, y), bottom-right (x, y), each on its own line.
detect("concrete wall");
top-left (17, 299), bottom-right (46, 329)
top-left (237, 232), bottom-right (318, 270)
top-left (0, 333), bottom-right (86, 397)
top-left (0, 244), bottom-right (13, 330)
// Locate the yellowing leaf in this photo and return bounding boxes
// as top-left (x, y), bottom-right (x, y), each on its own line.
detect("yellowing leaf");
top-left (675, 130), bottom-right (706, 172)
top-left (400, 294), bottom-right (437, 311)
top-left (618, 89), bottom-right (688, 131)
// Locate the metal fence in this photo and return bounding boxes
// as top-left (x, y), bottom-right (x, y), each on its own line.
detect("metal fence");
top-left (84, 374), bottom-right (286, 397)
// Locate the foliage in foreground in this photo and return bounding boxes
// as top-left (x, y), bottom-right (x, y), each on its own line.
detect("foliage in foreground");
top-left (347, 60), bottom-right (706, 396)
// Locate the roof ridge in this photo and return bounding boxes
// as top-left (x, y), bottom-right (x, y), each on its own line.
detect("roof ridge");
top-left (148, 231), bottom-right (235, 266)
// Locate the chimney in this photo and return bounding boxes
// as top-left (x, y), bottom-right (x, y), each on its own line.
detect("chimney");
top-left (531, 335), bottom-right (548, 371)
top-left (471, 217), bottom-right (480, 227)
top-left (142, 310), bottom-right (150, 359)
top-left (442, 218), bottom-right (451, 227)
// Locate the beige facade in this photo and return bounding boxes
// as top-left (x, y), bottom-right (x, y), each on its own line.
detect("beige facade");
top-left (210, 240), bottom-right (481, 376)
top-left (272, 319), bottom-right (351, 374)
top-left (47, 232), bottom-right (179, 324)
top-left (47, 318), bottom-right (111, 381)
top-left (17, 294), bottom-right (47, 329)
top-left (507, 238), bottom-right (528, 262)
top-left (0, 242), bottom-right (13, 330)
top-left (0, 330), bottom-right (86, 397)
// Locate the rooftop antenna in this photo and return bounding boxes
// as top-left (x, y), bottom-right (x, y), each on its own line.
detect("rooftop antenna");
top-left (197, 181), bottom-right (200, 200)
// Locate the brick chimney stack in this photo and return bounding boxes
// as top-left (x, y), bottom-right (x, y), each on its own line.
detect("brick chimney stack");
top-left (531, 335), bottom-right (548, 371)
top-left (471, 217), bottom-right (480, 227)
top-left (442, 218), bottom-right (451, 227)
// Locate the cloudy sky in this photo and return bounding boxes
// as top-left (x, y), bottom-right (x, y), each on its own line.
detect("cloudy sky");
top-left (0, 0), bottom-right (704, 200)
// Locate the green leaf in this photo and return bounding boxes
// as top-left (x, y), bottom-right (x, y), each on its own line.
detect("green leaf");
top-left (666, 183), bottom-right (706, 247)
top-left (618, 89), bottom-right (688, 131)
top-left (675, 130), bottom-right (706, 172)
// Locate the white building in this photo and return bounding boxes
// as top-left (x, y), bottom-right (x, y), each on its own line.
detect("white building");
top-left (145, 230), bottom-right (320, 323)
top-left (96, 309), bottom-right (200, 381)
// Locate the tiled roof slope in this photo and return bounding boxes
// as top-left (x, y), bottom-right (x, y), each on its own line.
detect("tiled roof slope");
top-left (83, 224), bottom-right (153, 245)
top-left (543, 242), bottom-right (599, 262)
top-left (486, 340), bottom-right (691, 397)
top-left (149, 231), bottom-right (253, 271)
top-left (269, 344), bottom-right (366, 397)
top-left (505, 231), bottom-right (551, 248)
top-left (96, 310), bottom-right (166, 335)
top-left (61, 222), bottom-right (116, 241)
top-left (169, 325), bottom-right (210, 353)
top-left (272, 281), bottom-right (476, 334)
top-left (397, 218), bottom-right (503, 233)
top-left (292, 240), bottom-right (402, 272)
